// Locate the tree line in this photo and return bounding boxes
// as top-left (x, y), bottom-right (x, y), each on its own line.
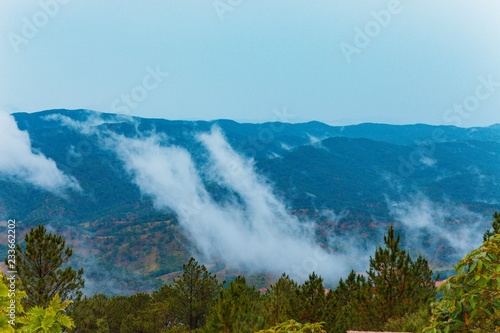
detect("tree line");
top-left (1, 212), bottom-right (500, 332)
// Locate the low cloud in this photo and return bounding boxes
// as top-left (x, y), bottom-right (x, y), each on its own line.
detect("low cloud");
top-left (44, 112), bottom-right (133, 135)
top-left (0, 111), bottom-right (80, 195)
top-left (388, 194), bottom-right (488, 262)
top-left (106, 126), bottom-right (358, 283)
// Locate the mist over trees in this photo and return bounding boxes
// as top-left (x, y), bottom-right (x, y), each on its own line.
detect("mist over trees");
top-left (3, 213), bottom-right (500, 332)
top-left (3, 111), bottom-right (499, 287)
top-left (68, 225), bottom-right (438, 332)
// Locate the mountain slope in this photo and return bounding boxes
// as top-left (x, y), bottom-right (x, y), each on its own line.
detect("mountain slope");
top-left (1, 109), bottom-right (499, 291)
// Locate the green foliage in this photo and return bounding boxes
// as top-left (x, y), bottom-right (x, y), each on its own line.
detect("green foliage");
top-left (6, 111), bottom-right (500, 285)
top-left (206, 276), bottom-right (265, 333)
top-left (1, 271), bottom-right (26, 333)
top-left (69, 293), bottom-right (109, 332)
top-left (172, 257), bottom-right (223, 330)
top-left (95, 318), bottom-right (110, 333)
top-left (363, 225), bottom-right (436, 330)
top-left (298, 273), bottom-right (326, 324)
top-left (424, 233), bottom-right (500, 332)
top-left (383, 307), bottom-right (431, 332)
top-left (262, 273), bottom-right (300, 326)
top-left (255, 319), bottom-right (327, 333)
top-left (10, 224), bottom-right (84, 309)
top-left (17, 293), bottom-right (75, 332)
top-left (151, 285), bottom-right (185, 330)
top-left (325, 270), bottom-right (368, 332)
top-left (69, 258), bottom-right (221, 333)
top-left (118, 293), bottom-right (155, 333)
top-left (325, 226), bottom-right (436, 332)
top-left (2, 273), bottom-right (78, 333)
top-left (102, 296), bottom-right (129, 333)
top-left (70, 292), bottom-right (174, 333)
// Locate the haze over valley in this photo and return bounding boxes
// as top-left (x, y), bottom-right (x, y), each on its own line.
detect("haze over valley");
top-left (1, 109), bottom-right (498, 292)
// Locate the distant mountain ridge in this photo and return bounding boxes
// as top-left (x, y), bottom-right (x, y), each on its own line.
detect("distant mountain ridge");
top-left (3, 108), bottom-right (499, 234)
top-left (1, 109), bottom-right (499, 291)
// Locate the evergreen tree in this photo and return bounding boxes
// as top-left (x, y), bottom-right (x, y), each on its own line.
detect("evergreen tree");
top-left (364, 225), bottom-right (436, 330)
top-left (118, 293), bottom-right (153, 333)
top-left (95, 318), bottom-right (110, 333)
top-left (173, 257), bottom-right (222, 330)
top-left (298, 272), bottom-right (326, 324)
top-left (206, 276), bottom-right (264, 333)
top-left (8, 224), bottom-right (84, 310)
top-left (152, 284), bottom-right (184, 330)
top-left (483, 211), bottom-right (500, 241)
top-left (262, 273), bottom-right (300, 326)
top-left (105, 296), bottom-right (130, 333)
top-left (69, 294), bottom-right (109, 333)
top-left (325, 270), bottom-right (369, 332)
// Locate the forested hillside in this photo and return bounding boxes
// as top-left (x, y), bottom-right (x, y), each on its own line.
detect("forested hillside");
top-left (1, 109), bottom-right (499, 290)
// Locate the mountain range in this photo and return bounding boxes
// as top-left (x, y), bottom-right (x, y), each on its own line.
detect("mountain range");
top-left (1, 109), bottom-right (499, 292)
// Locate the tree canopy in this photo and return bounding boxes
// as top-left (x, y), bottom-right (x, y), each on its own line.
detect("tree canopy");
top-left (325, 225), bottom-right (436, 331)
top-left (8, 224), bottom-right (84, 310)
top-left (425, 232), bottom-right (500, 332)
top-left (172, 257), bottom-right (223, 330)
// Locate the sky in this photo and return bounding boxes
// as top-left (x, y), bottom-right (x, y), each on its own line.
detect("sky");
top-left (1, 1), bottom-right (500, 126)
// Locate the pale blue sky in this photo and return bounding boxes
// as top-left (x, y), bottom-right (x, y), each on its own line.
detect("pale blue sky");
top-left (1, 1), bottom-right (500, 126)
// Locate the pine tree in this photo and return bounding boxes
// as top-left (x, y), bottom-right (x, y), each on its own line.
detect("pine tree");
top-left (173, 257), bottom-right (222, 330)
top-left (70, 294), bottom-right (110, 333)
top-left (325, 270), bottom-right (369, 332)
top-left (365, 225), bottom-right (436, 330)
top-left (9, 224), bottom-right (84, 310)
top-left (152, 284), bottom-right (186, 330)
top-left (118, 293), bottom-right (153, 333)
top-left (105, 296), bottom-right (130, 333)
top-left (298, 272), bottom-right (326, 324)
top-left (206, 276), bottom-right (264, 333)
top-left (262, 273), bottom-right (300, 326)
